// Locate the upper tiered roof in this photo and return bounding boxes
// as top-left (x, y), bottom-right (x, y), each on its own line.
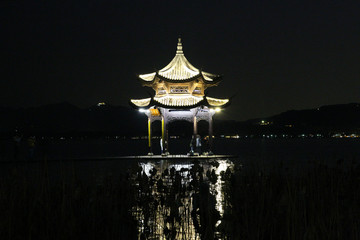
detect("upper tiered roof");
top-left (130, 38), bottom-right (230, 109)
top-left (139, 38), bottom-right (221, 83)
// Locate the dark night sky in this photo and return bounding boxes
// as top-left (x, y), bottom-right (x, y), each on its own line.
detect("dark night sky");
top-left (1, 0), bottom-right (359, 120)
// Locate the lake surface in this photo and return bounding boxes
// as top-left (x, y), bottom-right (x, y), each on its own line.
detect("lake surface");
top-left (1, 137), bottom-right (359, 169)
top-left (2, 137), bottom-right (360, 181)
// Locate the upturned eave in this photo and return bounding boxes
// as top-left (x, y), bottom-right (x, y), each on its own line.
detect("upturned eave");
top-left (129, 95), bottom-right (231, 109)
top-left (138, 72), bottom-right (222, 86)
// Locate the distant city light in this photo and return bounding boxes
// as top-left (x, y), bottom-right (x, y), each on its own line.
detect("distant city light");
top-left (332, 133), bottom-right (360, 138)
top-left (260, 120), bottom-right (272, 126)
top-left (97, 102), bottom-right (106, 106)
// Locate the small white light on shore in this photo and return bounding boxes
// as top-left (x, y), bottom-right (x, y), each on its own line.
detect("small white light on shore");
top-left (139, 109), bottom-right (148, 113)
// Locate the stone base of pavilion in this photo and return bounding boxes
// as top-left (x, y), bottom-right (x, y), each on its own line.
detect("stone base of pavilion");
top-left (119, 154), bottom-right (238, 160)
top-left (0, 155), bottom-right (237, 163)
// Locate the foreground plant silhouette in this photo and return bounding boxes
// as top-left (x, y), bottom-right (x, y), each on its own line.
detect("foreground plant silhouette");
top-left (2, 159), bottom-right (360, 239)
top-left (218, 161), bottom-right (360, 239)
top-left (1, 164), bottom-right (137, 240)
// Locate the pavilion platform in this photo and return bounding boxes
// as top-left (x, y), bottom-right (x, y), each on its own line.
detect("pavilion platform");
top-left (0, 154), bottom-right (238, 164)
top-left (118, 154), bottom-right (238, 160)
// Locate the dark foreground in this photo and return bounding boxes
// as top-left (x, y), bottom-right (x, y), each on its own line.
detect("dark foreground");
top-left (1, 157), bottom-right (360, 240)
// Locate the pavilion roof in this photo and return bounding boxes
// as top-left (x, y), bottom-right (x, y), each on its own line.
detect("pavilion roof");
top-left (130, 98), bottom-right (152, 107)
top-left (154, 95), bottom-right (203, 107)
top-left (130, 95), bottom-right (229, 109)
top-left (205, 97), bottom-right (229, 107)
top-left (139, 38), bottom-right (220, 82)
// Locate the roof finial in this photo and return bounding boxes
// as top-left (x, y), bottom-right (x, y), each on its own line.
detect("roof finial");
top-left (176, 37), bottom-right (183, 55)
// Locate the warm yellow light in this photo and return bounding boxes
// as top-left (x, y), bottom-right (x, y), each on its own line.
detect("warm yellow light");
top-left (154, 95), bottom-right (203, 106)
top-left (215, 108), bottom-right (221, 112)
top-left (206, 97), bottom-right (229, 107)
top-left (139, 72), bottom-right (156, 81)
top-left (131, 98), bottom-right (151, 107)
top-left (150, 108), bottom-right (160, 116)
top-left (138, 39), bottom-right (219, 83)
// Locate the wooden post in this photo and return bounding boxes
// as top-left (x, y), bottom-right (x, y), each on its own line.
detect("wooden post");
top-left (148, 117), bottom-right (152, 155)
top-left (161, 117), bottom-right (165, 154)
top-left (166, 129), bottom-right (169, 154)
top-left (163, 117), bottom-right (169, 154)
top-left (209, 114), bottom-right (213, 155)
top-left (193, 116), bottom-right (198, 135)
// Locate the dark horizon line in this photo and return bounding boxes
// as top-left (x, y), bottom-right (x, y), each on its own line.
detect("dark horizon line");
top-left (1, 101), bottom-right (360, 123)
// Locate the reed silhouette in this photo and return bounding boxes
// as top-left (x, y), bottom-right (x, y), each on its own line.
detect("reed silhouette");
top-left (1, 158), bottom-right (360, 239)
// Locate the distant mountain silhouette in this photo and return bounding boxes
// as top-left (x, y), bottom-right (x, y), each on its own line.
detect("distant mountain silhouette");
top-left (1, 102), bottom-right (359, 137)
top-left (260, 103), bottom-right (360, 127)
top-left (0, 102), bottom-right (147, 136)
top-left (224, 103), bottom-right (360, 136)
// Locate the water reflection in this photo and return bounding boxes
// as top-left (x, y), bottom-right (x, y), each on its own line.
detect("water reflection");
top-left (134, 159), bottom-right (233, 239)
top-left (214, 160), bottom-right (230, 226)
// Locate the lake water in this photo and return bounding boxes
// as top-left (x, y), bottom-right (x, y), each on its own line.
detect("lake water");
top-left (1, 137), bottom-right (359, 171)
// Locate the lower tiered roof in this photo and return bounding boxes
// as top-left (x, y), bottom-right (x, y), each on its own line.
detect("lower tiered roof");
top-left (130, 95), bottom-right (229, 109)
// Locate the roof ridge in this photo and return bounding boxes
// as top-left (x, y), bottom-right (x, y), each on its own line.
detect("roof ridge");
top-left (176, 38), bottom-right (183, 55)
top-left (138, 38), bottom-right (219, 82)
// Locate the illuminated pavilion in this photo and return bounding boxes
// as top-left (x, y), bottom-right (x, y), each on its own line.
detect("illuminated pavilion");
top-left (130, 38), bottom-right (230, 155)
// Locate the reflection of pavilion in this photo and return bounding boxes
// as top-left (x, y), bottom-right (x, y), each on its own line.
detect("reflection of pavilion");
top-left (130, 38), bottom-right (230, 155)
top-left (139, 159), bottom-right (231, 215)
top-left (136, 159), bottom-right (233, 239)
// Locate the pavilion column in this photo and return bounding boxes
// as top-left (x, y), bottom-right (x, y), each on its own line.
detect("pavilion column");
top-left (193, 116), bottom-right (198, 136)
top-left (161, 116), bottom-right (165, 154)
top-left (148, 117), bottom-right (153, 155)
top-left (162, 110), bottom-right (169, 155)
top-left (164, 118), bottom-right (169, 154)
top-left (209, 114), bottom-right (214, 155)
